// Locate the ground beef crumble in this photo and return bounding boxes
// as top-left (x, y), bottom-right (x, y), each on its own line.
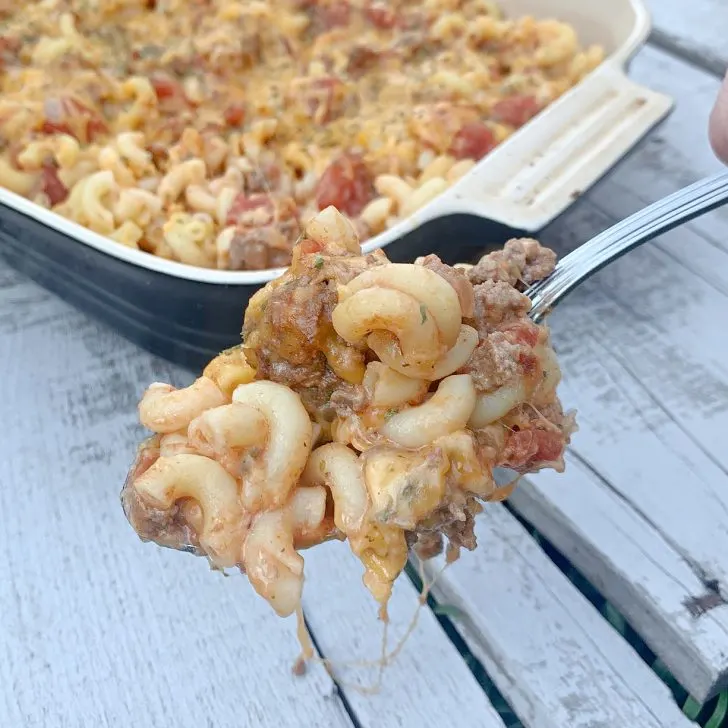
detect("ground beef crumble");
top-left (242, 234), bottom-right (387, 418)
top-left (459, 334), bottom-right (523, 392)
top-left (468, 238), bottom-right (557, 289)
top-left (408, 489), bottom-right (482, 561)
top-left (121, 436), bottom-right (204, 554)
top-left (470, 280), bottom-right (532, 334)
top-left (241, 230), bottom-right (572, 559)
top-left (415, 254), bottom-right (475, 318)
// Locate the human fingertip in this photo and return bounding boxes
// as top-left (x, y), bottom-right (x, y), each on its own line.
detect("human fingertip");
top-left (709, 71), bottom-right (728, 164)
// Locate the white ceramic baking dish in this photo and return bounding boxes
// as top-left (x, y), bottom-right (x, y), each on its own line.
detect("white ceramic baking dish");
top-left (0, 0), bottom-right (673, 369)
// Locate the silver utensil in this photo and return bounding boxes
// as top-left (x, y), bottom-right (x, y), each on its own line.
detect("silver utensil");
top-left (527, 171), bottom-right (728, 323)
top-left (121, 172), bottom-right (728, 557)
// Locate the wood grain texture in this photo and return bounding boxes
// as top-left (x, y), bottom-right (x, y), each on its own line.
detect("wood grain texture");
top-left (649, 0), bottom-right (728, 76)
top-left (421, 506), bottom-right (695, 728)
top-left (509, 461), bottom-right (728, 703)
top-left (506, 46), bottom-right (728, 701)
top-left (1, 27), bottom-right (727, 728)
top-left (0, 271), bottom-right (353, 728)
top-left (0, 266), bottom-right (506, 726)
top-left (303, 543), bottom-right (507, 728)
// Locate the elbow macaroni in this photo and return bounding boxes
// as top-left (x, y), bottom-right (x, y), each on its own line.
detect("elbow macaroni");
top-left (0, 0), bottom-right (602, 270)
top-left (380, 374), bottom-right (477, 448)
top-left (243, 509), bottom-right (306, 618)
top-left (333, 263), bottom-right (462, 369)
top-left (61, 169), bottom-right (118, 235)
top-left (231, 380), bottom-right (314, 511)
top-left (122, 206), bottom-right (575, 652)
top-left (133, 453), bottom-right (248, 568)
top-left (139, 377), bottom-right (227, 434)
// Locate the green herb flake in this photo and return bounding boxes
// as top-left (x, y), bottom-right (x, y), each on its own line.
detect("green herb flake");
top-left (384, 408), bottom-right (397, 420)
top-left (314, 256), bottom-right (324, 269)
top-left (420, 304), bottom-right (427, 324)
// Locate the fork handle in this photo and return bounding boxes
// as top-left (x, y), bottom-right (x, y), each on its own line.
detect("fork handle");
top-left (527, 171), bottom-right (728, 322)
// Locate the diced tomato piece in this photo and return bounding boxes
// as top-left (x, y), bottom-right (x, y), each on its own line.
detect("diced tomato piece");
top-left (40, 120), bottom-right (74, 137)
top-left (315, 153), bottom-right (373, 217)
top-left (502, 428), bottom-right (564, 469)
top-left (321, 1), bottom-right (350, 28)
top-left (86, 116), bottom-right (108, 141)
top-left (365, 2), bottom-right (398, 29)
top-left (225, 193), bottom-right (275, 226)
top-left (517, 351), bottom-right (540, 379)
top-left (530, 429), bottom-right (564, 462)
top-left (491, 95), bottom-right (541, 128)
top-left (502, 320), bottom-right (540, 348)
top-left (449, 122), bottom-right (497, 160)
top-left (41, 164), bottom-right (69, 206)
top-left (223, 103), bottom-right (246, 127)
top-left (41, 97), bottom-right (107, 143)
top-left (300, 238), bottom-right (325, 255)
top-left (150, 73), bottom-right (183, 101)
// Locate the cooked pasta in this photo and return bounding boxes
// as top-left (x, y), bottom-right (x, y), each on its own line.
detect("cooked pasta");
top-left (121, 206), bottom-right (577, 653)
top-left (0, 0), bottom-right (603, 270)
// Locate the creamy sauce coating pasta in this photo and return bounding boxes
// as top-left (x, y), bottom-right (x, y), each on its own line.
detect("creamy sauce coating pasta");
top-left (121, 206), bottom-right (577, 652)
top-left (0, 0), bottom-right (602, 269)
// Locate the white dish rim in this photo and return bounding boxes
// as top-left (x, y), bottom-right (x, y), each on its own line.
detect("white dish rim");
top-left (0, 0), bottom-right (671, 287)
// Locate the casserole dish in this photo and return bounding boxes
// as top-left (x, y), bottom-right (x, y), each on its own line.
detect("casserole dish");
top-left (0, 0), bottom-right (673, 372)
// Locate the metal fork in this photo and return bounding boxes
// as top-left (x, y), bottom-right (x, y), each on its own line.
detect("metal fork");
top-left (527, 171), bottom-right (728, 323)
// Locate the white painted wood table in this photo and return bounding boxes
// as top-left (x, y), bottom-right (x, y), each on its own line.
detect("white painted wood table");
top-left (1, 5), bottom-right (727, 727)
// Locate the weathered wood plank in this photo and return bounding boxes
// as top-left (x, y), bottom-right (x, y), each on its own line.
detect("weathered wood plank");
top-left (0, 272), bottom-right (353, 728)
top-left (509, 461), bottom-right (728, 702)
top-left (1, 32), bottom-right (725, 728)
top-left (550, 48), bottom-right (728, 566)
top-left (555, 47), bottom-right (728, 473)
top-left (0, 267), bottom-right (505, 728)
top-left (303, 543), bottom-right (507, 728)
top-left (549, 285), bottom-right (728, 571)
top-left (649, 0), bottom-right (728, 76)
top-left (502, 46), bottom-right (728, 701)
top-left (421, 506), bottom-right (695, 728)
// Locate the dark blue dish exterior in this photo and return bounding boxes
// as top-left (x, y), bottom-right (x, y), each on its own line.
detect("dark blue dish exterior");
top-left (0, 202), bottom-right (521, 371)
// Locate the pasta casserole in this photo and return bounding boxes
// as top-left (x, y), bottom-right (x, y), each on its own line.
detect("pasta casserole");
top-left (0, 0), bottom-right (602, 270)
top-left (122, 205), bottom-right (576, 651)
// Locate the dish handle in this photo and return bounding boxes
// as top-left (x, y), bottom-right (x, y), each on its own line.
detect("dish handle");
top-left (435, 62), bottom-right (674, 232)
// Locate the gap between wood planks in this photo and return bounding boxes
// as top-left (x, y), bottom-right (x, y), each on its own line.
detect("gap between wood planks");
top-left (2, 29), bottom-right (726, 728)
top-left (502, 44), bottom-right (728, 702)
top-left (419, 506), bottom-right (696, 728)
top-left (301, 542), bottom-right (509, 728)
top-left (510, 461), bottom-right (728, 702)
top-left (648, 30), bottom-right (727, 80)
top-left (648, 0), bottom-right (728, 79)
top-left (302, 613), bottom-right (366, 728)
